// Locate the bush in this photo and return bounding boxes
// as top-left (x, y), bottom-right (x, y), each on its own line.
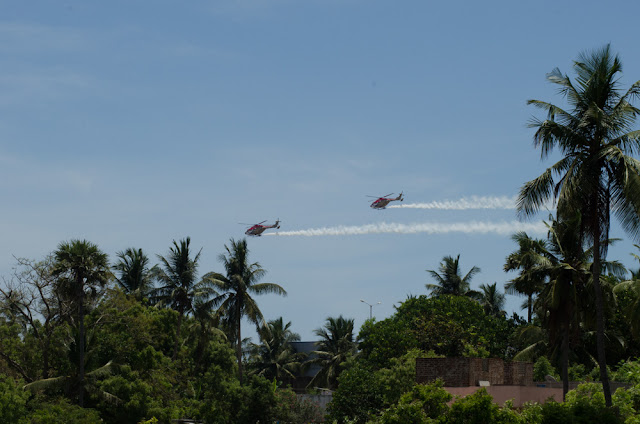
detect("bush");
top-left (0, 376), bottom-right (28, 423)
top-left (447, 388), bottom-right (502, 424)
top-left (326, 363), bottom-right (384, 424)
top-left (539, 401), bottom-right (573, 424)
top-left (533, 356), bottom-right (559, 382)
top-left (23, 398), bottom-right (103, 424)
top-left (273, 389), bottom-right (324, 423)
top-left (612, 359), bottom-right (640, 385)
top-left (376, 380), bottom-right (451, 424)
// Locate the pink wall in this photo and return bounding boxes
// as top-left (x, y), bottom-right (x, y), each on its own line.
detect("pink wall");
top-left (445, 385), bottom-right (563, 407)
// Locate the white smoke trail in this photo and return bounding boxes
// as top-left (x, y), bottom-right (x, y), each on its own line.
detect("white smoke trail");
top-left (388, 195), bottom-right (517, 210)
top-left (265, 220), bottom-right (546, 237)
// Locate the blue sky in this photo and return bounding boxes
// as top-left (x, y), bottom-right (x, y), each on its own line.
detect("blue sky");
top-left (2, 0), bottom-right (640, 340)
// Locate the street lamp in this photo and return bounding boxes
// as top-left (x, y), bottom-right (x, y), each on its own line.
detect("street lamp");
top-left (360, 299), bottom-right (381, 320)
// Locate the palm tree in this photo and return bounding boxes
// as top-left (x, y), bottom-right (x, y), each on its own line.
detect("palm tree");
top-left (207, 238), bottom-right (287, 383)
top-left (504, 232), bottom-right (551, 323)
top-left (52, 239), bottom-right (112, 406)
top-left (517, 45), bottom-right (640, 406)
top-left (24, 360), bottom-right (119, 406)
top-left (539, 214), bottom-right (588, 400)
top-left (248, 317), bottom-right (305, 381)
top-left (307, 315), bottom-right (357, 390)
top-left (478, 283), bottom-right (506, 317)
top-left (514, 214), bottom-right (625, 400)
top-left (153, 237), bottom-right (218, 360)
top-left (426, 255), bottom-right (481, 299)
top-left (113, 247), bottom-right (155, 301)
top-left (613, 244), bottom-right (640, 338)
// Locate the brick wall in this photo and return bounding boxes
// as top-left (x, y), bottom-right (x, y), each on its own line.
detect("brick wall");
top-left (504, 361), bottom-right (534, 386)
top-left (416, 357), bottom-right (533, 387)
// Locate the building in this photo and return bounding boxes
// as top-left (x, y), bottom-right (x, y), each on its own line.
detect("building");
top-left (415, 357), bottom-right (563, 406)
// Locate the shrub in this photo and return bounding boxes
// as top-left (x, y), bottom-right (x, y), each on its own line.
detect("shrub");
top-left (377, 380), bottom-right (451, 424)
top-left (533, 356), bottom-right (559, 382)
top-left (0, 376), bottom-right (28, 423)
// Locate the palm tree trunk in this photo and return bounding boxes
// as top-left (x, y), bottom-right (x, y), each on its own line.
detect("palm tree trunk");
top-left (236, 300), bottom-right (243, 384)
top-left (591, 189), bottom-right (612, 407)
top-left (77, 277), bottom-right (85, 407)
top-left (172, 309), bottom-right (184, 360)
top-left (527, 294), bottom-right (533, 323)
top-left (592, 232), bottom-right (612, 407)
top-left (562, 320), bottom-right (569, 401)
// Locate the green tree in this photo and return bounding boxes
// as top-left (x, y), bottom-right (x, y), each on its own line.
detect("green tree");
top-left (307, 315), bottom-right (357, 390)
top-left (0, 375), bottom-right (28, 423)
top-left (153, 237), bottom-right (217, 360)
top-left (23, 358), bottom-right (119, 410)
top-left (518, 45), bottom-right (640, 406)
top-left (328, 349), bottom-right (440, 423)
top-left (359, 295), bottom-right (520, 369)
top-left (532, 214), bottom-right (587, 400)
top-left (113, 248), bottom-right (155, 301)
top-left (377, 381), bottom-right (452, 424)
top-left (52, 239), bottom-right (112, 407)
top-left (479, 282), bottom-right (506, 317)
top-left (504, 232), bottom-right (550, 323)
top-left (0, 256), bottom-right (69, 380)
top-left (326, 362), bottom-right (384, 424)
top-left (272, 388), bottom-right (324, 424)
top-left (24, 398), bottom-right (103, 424)
top-left (207, 238), bottom-right (286, 382)
top-left (247, 317), bottom-right (305, 381)
top-left (191, 298), bottom-right (227, 373)
top-left (426, 255), bottom-right (481, 299)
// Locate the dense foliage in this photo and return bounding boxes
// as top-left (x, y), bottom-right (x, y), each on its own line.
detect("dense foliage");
top-left (0, 242), bottom-right (322, 424)
top-left (358, 295), bottom-right (523, 369)
top-left (3, 45), bottom-right (640, 423)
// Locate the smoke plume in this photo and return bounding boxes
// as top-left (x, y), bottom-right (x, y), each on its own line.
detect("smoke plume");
top-left (388, 195), bottom-right (517, 210)
top-left (265, 220), bottom-right (546, 237)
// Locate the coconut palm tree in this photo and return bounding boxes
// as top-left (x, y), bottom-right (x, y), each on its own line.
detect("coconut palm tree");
top-left (307, 315), bottom-right (357, 390)
top-left (514, 214), bottom-right (625, 400)
top-left (478, 283), bottom-right (506, 317)
top-left (206, 238), bottom-right (287, 383)
top-left (113, 247), bottom-right (155, 301)
top-left (426, 255), bottom-right (481, 299)
top-left (504, 232), bottom-right (551, 323)
top-left (152, 237), bottom-right (218, 360)
top-left (539, 214), bottom-right (588, 400)
top-left (517, 45), bottom-right (640, 406)
top-left (190, 298), bottom-right (227, 373)
top-left (248, 317), bottom-right (305, 381)
top-left (52, 239), bottom-right (112, 406)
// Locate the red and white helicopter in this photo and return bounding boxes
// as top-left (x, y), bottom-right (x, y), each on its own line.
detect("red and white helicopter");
top-left (242, 219), bottom-right (281, 236)
top-left (368, 192), bottom-right (404, 209)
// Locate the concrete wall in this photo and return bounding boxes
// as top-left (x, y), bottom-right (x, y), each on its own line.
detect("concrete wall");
top-left (445, 386), bottom-right (563, 407)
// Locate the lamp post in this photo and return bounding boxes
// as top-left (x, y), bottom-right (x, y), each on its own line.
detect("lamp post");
top-left (360, 299), bottom-right (381, 320)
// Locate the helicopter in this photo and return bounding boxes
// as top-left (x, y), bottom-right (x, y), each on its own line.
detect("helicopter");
top-left (242, 219), bottom-right (281, 236)
top-left (368, 192), bottom-right (404, 209)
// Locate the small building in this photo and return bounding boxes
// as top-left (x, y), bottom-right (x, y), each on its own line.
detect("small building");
top-left (416, 357), bottom-right (563, 407)
top-left (280, 341), bottom-right (323, 393)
